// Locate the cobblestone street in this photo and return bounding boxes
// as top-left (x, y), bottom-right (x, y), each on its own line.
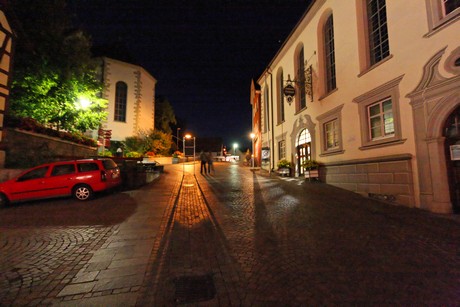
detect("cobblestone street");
top-left (0, 162), bottom-right (459, 306)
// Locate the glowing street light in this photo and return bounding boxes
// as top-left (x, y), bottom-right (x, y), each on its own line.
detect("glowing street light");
top-left (233, 143), bottom-right (238, 156)
top-left (77, 96), bottom-right (91, 109)
top-left (183, 134), bottom-right (195, 174)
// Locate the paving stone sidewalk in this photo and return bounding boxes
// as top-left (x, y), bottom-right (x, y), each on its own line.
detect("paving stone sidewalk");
top-left (52, 170), bottom-right (183, 306)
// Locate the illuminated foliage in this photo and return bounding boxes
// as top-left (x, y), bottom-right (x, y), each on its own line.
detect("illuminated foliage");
top-left (124, 130), bottom-right (173, 156)
top-left (7, 0), bottom-right (107, 132)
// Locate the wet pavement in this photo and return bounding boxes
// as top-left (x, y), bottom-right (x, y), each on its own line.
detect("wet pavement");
top-left (0, 162), bottom-right (459, 306)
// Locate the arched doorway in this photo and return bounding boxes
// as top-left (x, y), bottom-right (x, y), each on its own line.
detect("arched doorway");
top-left (444, 106), bottom-right (460, 213)
top-left (296, 129), bottom-right (311, 176)
top-left (406, 47), bottom-right (460, 213)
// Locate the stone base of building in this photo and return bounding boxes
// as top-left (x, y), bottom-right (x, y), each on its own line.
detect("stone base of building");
top-left (321, 154), bottom-right (415, 208)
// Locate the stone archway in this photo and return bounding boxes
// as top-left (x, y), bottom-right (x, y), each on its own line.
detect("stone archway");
top-left (407, 47), bottom-right (460, 213)
top-left (290, 114), bottom-right (316, 177)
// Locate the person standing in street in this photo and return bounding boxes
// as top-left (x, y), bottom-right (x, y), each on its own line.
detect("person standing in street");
top-left (199, 150), bottom-right (207, 174)
top-left (206, 151), bottom-right (214, 174)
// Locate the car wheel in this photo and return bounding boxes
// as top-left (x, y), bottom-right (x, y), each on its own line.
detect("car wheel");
top-left (73, 184), bottom-right (94, 201)
top-left (0, 193), bottom-right (9, 208)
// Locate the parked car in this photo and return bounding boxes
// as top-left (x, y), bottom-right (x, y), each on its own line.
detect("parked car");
top-left (0, 158), bottom-right (121, 206)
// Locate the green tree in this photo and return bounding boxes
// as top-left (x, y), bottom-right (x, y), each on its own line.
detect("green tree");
top-left (155, 96), bottom-right (177, 134)
top-left (7, 0), bottom-right (107, 132)
top-left (124, 129), bottom-right (172, 156)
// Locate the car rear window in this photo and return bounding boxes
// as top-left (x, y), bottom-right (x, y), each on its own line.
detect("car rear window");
top-left (102, 159), bottom-right (117, 170)
top-left (77, 162), bottom-right (100, 172)
top-left (51, 164), bottom-right (76, 176)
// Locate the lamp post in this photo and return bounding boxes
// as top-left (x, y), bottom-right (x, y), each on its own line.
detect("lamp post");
top-left (183, 134), bottom-right (196, 174)
top-left (176, 127), bottom-right (181, 151)
top-left (233, 143), bottom-right (238, 162)
top-left (250, 133), bottom-right (255, 168)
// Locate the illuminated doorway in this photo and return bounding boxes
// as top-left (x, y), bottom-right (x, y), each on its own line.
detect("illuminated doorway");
top-left (445, 106), bottom-right (460, 213)
top-left (296, 129), bottom-right (311, 176)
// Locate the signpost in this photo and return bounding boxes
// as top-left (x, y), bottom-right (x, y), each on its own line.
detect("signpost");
top-left (283, 82), bottom-right (296, 105)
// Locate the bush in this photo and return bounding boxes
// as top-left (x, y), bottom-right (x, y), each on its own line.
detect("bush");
top-left (277, 159), bottom-right (291, 169)
top-left (98, 150), bottom-right (113, 157)
top-left (301, 160), bottom-right (319, 169)
top-left (125, 151), bottom-right (143, 158)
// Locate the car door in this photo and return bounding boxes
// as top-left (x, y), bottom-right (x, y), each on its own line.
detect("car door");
top-left (9, 166), bottom-right (50, 201)
top-left (45, 163), bottom-right (77, 196)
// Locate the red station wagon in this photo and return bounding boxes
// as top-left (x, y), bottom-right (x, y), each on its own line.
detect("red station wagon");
top-left (0, 158), bottom-right (121, 206)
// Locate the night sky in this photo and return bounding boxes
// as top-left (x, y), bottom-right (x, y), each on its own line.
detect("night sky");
top-left (70, 0), bottom-right (310, 149)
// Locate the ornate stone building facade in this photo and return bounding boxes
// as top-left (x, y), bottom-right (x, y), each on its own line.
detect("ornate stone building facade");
top-left (253, 0), bottom-right (460, 213)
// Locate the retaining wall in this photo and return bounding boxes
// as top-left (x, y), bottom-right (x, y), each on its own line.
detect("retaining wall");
top-left (2, 128), bottom-right (97, 168)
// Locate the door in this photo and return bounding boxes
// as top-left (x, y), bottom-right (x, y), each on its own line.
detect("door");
top-left (47, 163), bottom-right (77, 196)
top-left (10, 166), bottom-right (50, 201)
top-left (297, 143), bottom-right (311, 176)
top-left (296, 128), bottom-right (312, 176)
top-left (444, 106), bottom-right (460, 213)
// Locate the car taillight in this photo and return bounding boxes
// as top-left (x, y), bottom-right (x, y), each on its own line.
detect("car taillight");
top-left (101, 170), bottom-right (107, 181)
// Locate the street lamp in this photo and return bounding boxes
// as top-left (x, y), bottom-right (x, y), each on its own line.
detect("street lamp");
top-left (77, 97), bottom-right (91, 109)
top-left (250, 133), bottom-right (255, 168)
top-left (176, 127), bottom-right (181, 151)
top-left (183, 134), bottom-right (196, 174)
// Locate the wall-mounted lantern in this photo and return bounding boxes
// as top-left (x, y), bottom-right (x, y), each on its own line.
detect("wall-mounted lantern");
top-left (283, 51), bottom-right (315, 104)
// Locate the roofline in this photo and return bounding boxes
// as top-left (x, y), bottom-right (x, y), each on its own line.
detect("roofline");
top-left (257, 0), bottom-right (317, 84)
top-left (101, 56), bottom-right (157, 83)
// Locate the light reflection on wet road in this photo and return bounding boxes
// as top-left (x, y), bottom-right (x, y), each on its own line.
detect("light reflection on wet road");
top-left (195, 162), bottom-right (460, 305)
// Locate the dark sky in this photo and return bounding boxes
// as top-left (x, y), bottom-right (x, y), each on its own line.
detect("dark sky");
top-left (70, 0), bottom-right (310, 148)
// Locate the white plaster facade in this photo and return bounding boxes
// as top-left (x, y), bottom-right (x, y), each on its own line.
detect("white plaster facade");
top-left (99, 57), bottom-right (156, 141)
top-left (254, 0), bottom-right (460, 213)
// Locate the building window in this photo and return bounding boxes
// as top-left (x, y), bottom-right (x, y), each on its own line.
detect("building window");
top-left (317, 104), bottom-right (344, 156)
top-left (325, 119), bottom-right (339, 149)
top-left (114, 81), bottom-right (127, 122)
top-left (296, 46), bottom-right (307, 111)
top-left (277, 68), bottom-right (285, 124)
top-left (278, 140), bottom-right (286, 160)
top-left (324, 14), bottom-right (336, 93)
top-left (426, 0), bottom-right (460, 33)
top-left (367, 0), bottom-right (390, 66)
top-left (353, 75), bottom-right (405, 149)
top-left (443, 0), bottom-right (460, 15)
top-left (368, 98), bottom-right (394, 140)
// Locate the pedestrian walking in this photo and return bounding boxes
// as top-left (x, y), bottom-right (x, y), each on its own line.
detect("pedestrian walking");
top-left (199, 150), bottom-right (208, 174)
top-left (206, 151), bottom-right (214, 174)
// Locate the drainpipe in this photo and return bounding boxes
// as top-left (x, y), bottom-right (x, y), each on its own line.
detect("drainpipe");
top-left (267, 67), bottom-right (275, 173)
